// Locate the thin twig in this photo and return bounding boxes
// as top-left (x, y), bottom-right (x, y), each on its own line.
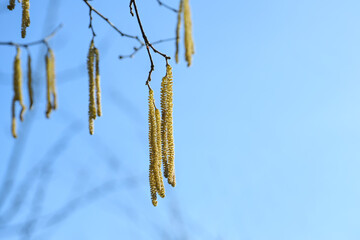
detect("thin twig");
top-left (156, 0), bottom-right (178, 13)
top-left (119, 37), bottom-right (175, 59)
top-left (129, 0), bottom-right (170, 89)
top-left (0, 24), bottom-right (63, 48)
top-left (83, 0), bottom-right (143, 45)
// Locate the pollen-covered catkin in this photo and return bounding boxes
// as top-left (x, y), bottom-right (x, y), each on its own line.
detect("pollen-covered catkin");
top-left (175, 0), bottom-right (183, 63)
top-left (160, 75), bottom-right (169, 178)
top-left (27, 54), bottom-right (33, 109)
top-left (155, 108), bottom-right (165, 198)
top-left (94, 48), bottom-right (102, 117)
top-left (165, 65), bottom-right (176, 186)
top-left (21, 0), bottom-right (30, 38)
top-left (7, 0), bottom-right (15, 10)
top-left (87, 41), bottom-right (96, 135)
top-left (49, 49), bottom-right (57, 110)
top-left (183, 0), bottom-right (194, 67)
top-left (148, 89), bottom-right (158, 206)
top-left (12, 47), bottom-right (26, 138)
top-left (45, 49), bottom-right (57, 118)
top-left (87, 41), bottom-right (102, 135)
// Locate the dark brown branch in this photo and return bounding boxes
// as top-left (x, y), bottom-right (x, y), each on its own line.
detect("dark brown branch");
top-left (156, 0), bottom-right (178, 13)
top-left (83, 0), bottom-right (142, 45)
top-left (0, 24), bottom-right (62, 48)
top-left (129, 0), bottom-right (170, 88)
top-left (119, 37), bottom-right (175, 59)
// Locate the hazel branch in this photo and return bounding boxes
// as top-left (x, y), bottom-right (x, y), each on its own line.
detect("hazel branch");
top-left (83, 0), bottom-right (142, 45)
top-left (0, 24), bottom-right (62, 49)
top-left (156, 0), bottom-right (178, 13)
top-left (119, 37), bottom-right (175, 60)
top-left (129, 0), bottom-right (171, 89)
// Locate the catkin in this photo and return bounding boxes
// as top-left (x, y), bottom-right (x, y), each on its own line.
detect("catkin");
top-left (175, 0), bottom-right (183, 63)
top-left (94, 48), bottom-right (102, 117)
top-left (12, 47), bottom-right (26, 138)
top-left (7, 0), bottom-right (15, 10)
top-left (155, 108), bottom-right (165, 198)
top-left (21, 0), bottom-right (30, 38)
top-left (45, 49), bottom-right (57, 118)
top-left (27, 53), bottom-right (33, 109)
top-left (165, 65), bottom-right (176, 186)
top-left (183, 0), bottom-right (194, 67)
top-left (148, 89), bottom-right (157, 206)
top-left (160, 75), bottom-right (169, 178)
top-left (87, 41), bottom-right (96, 135)
top-left (87, 41), bottom-right (102, 135)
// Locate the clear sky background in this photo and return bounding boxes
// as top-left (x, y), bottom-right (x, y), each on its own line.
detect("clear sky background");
top-left (1, 0), bottom-right (360, 239)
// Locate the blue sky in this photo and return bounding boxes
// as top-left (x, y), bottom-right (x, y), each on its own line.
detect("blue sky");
top-left (1, 0), bottom-right (360, 239)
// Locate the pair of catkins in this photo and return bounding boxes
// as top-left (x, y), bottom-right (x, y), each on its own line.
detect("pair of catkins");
top-left (11, 47), bottom-right (56, 138)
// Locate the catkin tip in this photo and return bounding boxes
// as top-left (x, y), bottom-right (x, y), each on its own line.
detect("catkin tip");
top-left (7, 0), bottom-right (15, 10)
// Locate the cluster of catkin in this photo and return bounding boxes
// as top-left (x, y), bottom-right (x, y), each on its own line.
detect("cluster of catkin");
top-left (148, 64), bottom-right (176, 206)
top-left (10, 47), bottom-right (57, 138)
top-left (175, 0), bottom-right (195, 66)
top-left (7, 0), bottom-right (30, 38)
top-left (87, 40), bottom-right (102, 135)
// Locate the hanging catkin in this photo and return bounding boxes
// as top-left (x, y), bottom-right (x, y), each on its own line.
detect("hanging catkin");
top-left (148, 89), bottom-right (158, 206)
top-left (11, 47), bottom-right (26, 138)
top-left (21, 0), bottom-right (30, 38)
top-left (183, 0), bottom-right (194, 67)
top-left (175, 0), bottom-right (183, 63)
top-left (87, 41), bottom-right (96, 135)
top-left (148, 89), bottom-right (166, 206)
top-left (155, 108), bottom-right (165, 198)
top-left (45, 48), bottom-right (57, 118)
top-left (94, 48), bottom-right (102, 117)
top-left (27, 53), bottom-right (33, 109)
top-left (164, 65), bottom-right (176, 187)
top-left (87, 41), bottom-right (102, 135)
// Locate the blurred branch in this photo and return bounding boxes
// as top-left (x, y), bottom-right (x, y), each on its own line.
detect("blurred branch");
top-left (0, 175), bottom-right (141, 238)
top-left (156, 0), bottom-right (178, 13)
top-left (0, 122), bottom-right (82, 225)
top-left (119, 37), bottom-right (175, 59)
top-left (0, 24), bottom-right (62, 49)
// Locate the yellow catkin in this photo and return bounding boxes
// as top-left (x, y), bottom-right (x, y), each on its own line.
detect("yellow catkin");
top-left (87, 41), bottom-right (96, 134)
top-left (165, 65), bottom-right (176, 187)
top-left (94, 48), bottom-right (102, 117)
top-left (175, 0), bottom-right (183, 63)
top-left (148, 89), bottom-right (158, 206)
top-left (12, 47), bottom-right (26, 138)
top-left (160, 75), bottom-right (169, 178)
top-left (45, 49), bottom-right (57, 118)
top-left (7, 0), bottom-right (15, 10)
top-left (155, 108), bottom-right (165, 198)
top-left (27, 54), bottom-right (33, 109)
top-left (21, 0), bottom-right (30, 38)
top-left (49, 49), bottom-right (57, 110)
top-left (183, 0), bottom-right (194, 67)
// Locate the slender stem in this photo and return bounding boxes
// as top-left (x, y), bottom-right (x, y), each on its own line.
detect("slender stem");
top-left (119, 37), bottom-right (175, 59)
top-left (83, 0), bottom-right (142, 45)
top-left (156, 0), bottom-right (178, 13)
top-left (129, 0), bottom-right (170, 88)
top-left (0, 24), bottom-right (63, 48)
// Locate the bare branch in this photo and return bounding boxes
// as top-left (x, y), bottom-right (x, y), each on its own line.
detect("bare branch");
top-left (129, 0), bottom-right (170, 89)
top-left (0, 24), bottom-right (63, 49)
top-left (83, 0), bottom-right (142, 45)
top-left (156, 0), bottom-right (178, 13)
top-left (119, 37), bottom-right (175, 60)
